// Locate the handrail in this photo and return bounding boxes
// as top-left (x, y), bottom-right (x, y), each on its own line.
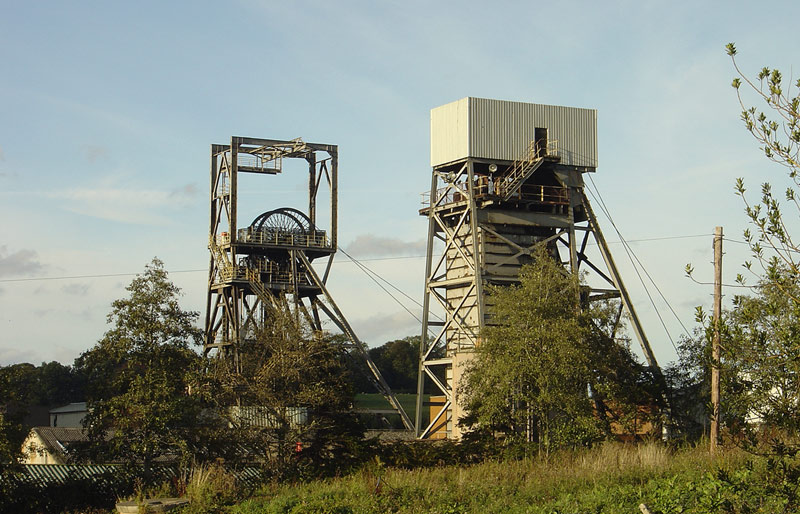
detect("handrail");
top-left (420, 139), bottom-right (562, 208)
top-left (421, 181), bottom-right (568, 207)
top-left (236, 228), bottom-right (331, 249)
top-left (497, 139), bottom-right (559, 199)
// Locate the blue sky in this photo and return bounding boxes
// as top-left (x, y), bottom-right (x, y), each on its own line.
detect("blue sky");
top-left (1, 1), bottom-right (798, 367)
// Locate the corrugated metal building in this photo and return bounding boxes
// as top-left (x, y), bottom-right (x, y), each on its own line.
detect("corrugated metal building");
top-left (430, 97), bottom-right (597, 168)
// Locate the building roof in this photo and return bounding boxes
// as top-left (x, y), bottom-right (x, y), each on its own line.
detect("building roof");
top-left (20, 464), bottom-right (118, 487)
top-left (49, 402), bottom-right (87, 414)
top-left (14, 464), bottom-right (264, 488)
top-left (28, 427), bottom-right (89, 462)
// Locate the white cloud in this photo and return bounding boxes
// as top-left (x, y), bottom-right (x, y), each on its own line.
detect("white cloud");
top-left (351, 310), bottom-right (421, 347)
top-left (0, 345), bottom-right (44, 366)
top-left (43, 184), bottom-right (199, 225)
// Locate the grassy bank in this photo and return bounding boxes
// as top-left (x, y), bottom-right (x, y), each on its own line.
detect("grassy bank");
top-left (227, 442), bottom-right (775, 513)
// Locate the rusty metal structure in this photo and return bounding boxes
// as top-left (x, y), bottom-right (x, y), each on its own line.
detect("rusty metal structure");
top-left (204, 136), bottom-right (412, 430)
top-left (415, 98), bottom-right (661, 439)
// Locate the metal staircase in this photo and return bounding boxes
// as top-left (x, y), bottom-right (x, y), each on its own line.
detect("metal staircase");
top-left (208, 235), bottom-right (233, 280)
top-left (497, 139), bottom-right (559, 200)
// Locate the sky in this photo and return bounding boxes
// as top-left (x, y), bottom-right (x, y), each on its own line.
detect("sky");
top-left (1, 0), bottom-right (799, 369)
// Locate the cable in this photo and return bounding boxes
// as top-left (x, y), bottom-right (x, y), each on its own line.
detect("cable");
top-left (0, 255), bottom-right (427, 283)
top-left (336, 247), bottom-right (445, 341)
top-left (335, 247), bottom-right (425, 326)
top-left (338, 248), bottom-right (424, 311)
top-left (586, 177), bottom-right (684, 353)
top-left (0, 234), bottom-right (734, 285)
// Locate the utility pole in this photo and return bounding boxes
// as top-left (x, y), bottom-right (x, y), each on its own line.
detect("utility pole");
top-left (711, 226), bottom-right (723, 453)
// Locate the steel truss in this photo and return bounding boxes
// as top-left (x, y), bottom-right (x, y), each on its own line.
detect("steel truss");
top-left (415, 154), bottom-right (661, 439)
top-left (204, 136), bottom-right (412, 430)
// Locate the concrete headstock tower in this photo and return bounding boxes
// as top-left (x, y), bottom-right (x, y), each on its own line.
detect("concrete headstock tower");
top-left (415, 98), bottom-right (660, 439)
top-left (204, 136), bottom-right (412, 430)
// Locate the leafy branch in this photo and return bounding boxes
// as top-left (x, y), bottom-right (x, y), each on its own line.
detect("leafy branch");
top-left (726, 43), bottom-right (800, 304)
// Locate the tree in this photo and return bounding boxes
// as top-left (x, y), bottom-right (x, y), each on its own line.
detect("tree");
top-left (75, 258), bottom-right (202, 475)
top-left (359, 336), bottom-right (419, 394)
top-left (0, 370), bottom-right (24, 474)
top-left (725, 45), bottom-right (800, 431)
top-left (727, 43), bottom-right (800, 297)
top-left (205, 308), bottom-right (365, 478)
top-left (459, 248), bottom-right (658, 452)
top-left (725, 272), bottom-right (800, 433)
top-left (676, 46), bottom-right (800, 441)
top-left (35, 361), bottom-right (86, 407)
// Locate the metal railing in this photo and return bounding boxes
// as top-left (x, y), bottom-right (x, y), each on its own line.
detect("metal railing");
top-left (421, 139), bottom-right (564, 208)
top-left (224, 228), bottom-right (330, 249)
top-left (497, 139), bottom-right (559, 199)
top-left (421, 179), bottom-right (568, 208)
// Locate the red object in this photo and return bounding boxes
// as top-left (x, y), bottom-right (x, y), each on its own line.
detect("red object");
top-left (295, 441), bottom-right (303, 453)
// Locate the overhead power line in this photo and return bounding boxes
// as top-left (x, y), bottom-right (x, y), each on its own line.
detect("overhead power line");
top-left (0, 254), bottom-right (424, 283)
top-left (0, 233), bottom-right (748, 285)
top-left (337, 246), bottom-right (445, 330)
top-left (586, 176), bottom-right (689, 353)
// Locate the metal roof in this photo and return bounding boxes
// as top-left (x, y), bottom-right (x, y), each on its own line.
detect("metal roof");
top-left (49, 402), bottom-right (88, 414)
top-left (20, 464), bottom-right (119, 486)
top-left (11, 464), bottom-right (264, 488)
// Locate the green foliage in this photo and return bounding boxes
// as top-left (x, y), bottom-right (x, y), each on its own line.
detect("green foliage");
top-left (460, 248), bottom-right (596, 449)
top-left (0, 373), bottom-right (26, 470)
top-left (727, 43), bottom-right (800, 292)
top-left (677, 47), bottom-right (800, 443)
top-left (677, 271), bottom-right (800, 445)
top-left (349, 336), bottom-right (420, 394)
top-left (180, 463), bottom-right (242, 513)
top-left (0, 360), bottom-right (86, 455)
top-left (367, 336), bottom-right (420, 394)
top-left (75, 257), bottom-right (203, 473)
top-left (460, 247), bottom-right (659, 450)
top-left (725, 272), bottom-right (800, 435)
top-left (204, 308), bottom-right (366, 479)
top-left (0, 361), bottom-right (85, 409)
top-left (230, 443), bottom-right (796, 514)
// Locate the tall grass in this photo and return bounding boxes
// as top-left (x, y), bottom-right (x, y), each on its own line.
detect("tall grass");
top-left (180, 463), bottom-right (239, 513)
top-left (231, 442), bottom-right (749, 514)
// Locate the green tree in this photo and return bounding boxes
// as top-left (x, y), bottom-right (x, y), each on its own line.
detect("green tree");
top-left (36, 361), bottom-right (86, 407)
top-left (725, 273), bottom-right (800, 432)
top-left (206, 309), bottom-right (365, 478)
top-left (0, 370), bottom-right (24, 473)
top-left (460, 248), bottom-right (657, 452)
top-left (727, 43), bottom-right (800, 295)
top-left (75, 258), bottom-right (202, 475)
top-left (677, 46), bottom-right (800, 441)
top-left (367, 336), bottom-right (420, 393)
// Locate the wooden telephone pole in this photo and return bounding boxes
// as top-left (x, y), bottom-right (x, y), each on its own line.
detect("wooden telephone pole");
top-left (711, 226), bottom-right (723, 453)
